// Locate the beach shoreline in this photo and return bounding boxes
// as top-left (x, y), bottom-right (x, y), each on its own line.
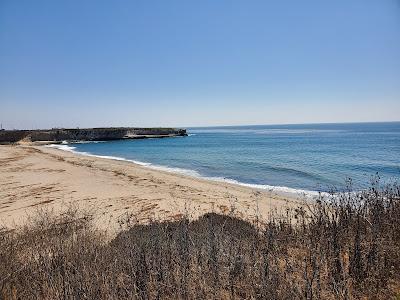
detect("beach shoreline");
top-left (0, 144), bottom-right (305, 232)
top-left (47, 141), bottom-right (323, 197)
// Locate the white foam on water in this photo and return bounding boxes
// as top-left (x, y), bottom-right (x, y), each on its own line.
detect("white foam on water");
top-left (73, 140), bottom-right (106, 144)
top-left (49, 144), bottom-right (77, 151)
top-left (204, 176), bottom-right (324, 197)
top-left (46, 143), bottom-right (151, 166)
top-left (46, 143), bottom-right (324, 198)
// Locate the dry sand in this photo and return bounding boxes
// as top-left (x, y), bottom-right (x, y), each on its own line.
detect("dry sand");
top-left (0, 145), bottom-right (306, 232)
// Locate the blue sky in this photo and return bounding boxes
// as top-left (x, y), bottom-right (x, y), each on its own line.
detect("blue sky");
top-left (0, 0), bottom-right (399, 129)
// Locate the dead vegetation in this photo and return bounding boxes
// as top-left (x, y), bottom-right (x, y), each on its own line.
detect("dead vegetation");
top-left (0, 178), bottom-right (399, 299)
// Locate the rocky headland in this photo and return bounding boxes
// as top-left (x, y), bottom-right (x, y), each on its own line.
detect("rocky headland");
top-left (0, 127), bottom-right (187, 144)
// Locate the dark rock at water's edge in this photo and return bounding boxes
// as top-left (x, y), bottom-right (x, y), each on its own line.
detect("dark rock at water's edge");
top-left (0, 127), bottom-right (187, 144)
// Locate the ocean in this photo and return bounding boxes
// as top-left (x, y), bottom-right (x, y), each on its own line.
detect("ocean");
top-left (52, 122), bottom-right (400, 194)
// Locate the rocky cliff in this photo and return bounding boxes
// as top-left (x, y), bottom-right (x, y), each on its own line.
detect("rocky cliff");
top-left (0, 127), bottom-right (187, 144)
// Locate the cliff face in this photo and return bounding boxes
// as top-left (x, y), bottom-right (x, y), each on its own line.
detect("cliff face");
top-left (0, 127), bottom-right (187, 144)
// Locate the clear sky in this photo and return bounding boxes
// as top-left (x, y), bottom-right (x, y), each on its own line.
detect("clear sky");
top-left (0, 0), bottom-right (399, 129)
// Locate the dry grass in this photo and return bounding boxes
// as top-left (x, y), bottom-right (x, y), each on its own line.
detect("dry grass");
top-left (1, 178), bottom-right (399, 299)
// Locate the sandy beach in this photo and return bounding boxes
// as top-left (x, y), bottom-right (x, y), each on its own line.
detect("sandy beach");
top-left (0, 144), bottom-right (304, 232)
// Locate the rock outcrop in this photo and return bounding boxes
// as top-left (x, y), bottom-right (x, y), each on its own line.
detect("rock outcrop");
top-left (0, 127), bottom-right (187, 144)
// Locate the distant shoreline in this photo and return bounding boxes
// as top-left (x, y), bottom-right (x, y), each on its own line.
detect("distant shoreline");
top-left (0, 127), bottom-right (187, 144)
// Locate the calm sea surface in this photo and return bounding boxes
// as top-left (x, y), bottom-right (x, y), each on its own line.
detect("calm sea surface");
top-left (57, 122), bottom-right (400, 193)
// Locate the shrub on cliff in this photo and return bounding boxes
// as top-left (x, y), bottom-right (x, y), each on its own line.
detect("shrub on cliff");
top-left (0, 180), bottom-right (399, 299)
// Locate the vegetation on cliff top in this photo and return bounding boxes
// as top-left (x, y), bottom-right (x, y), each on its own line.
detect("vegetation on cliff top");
top-left (1, 179), bottom-right (399, 299)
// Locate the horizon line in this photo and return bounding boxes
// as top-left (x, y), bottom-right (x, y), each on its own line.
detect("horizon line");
top-left (2, 120), bottom-right (400, 131)
top-left (186, 120), bottom-right (400, 128)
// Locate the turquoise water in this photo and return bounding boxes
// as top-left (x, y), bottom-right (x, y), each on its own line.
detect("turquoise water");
top-left (55, 122), bottom-right (400, 193)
